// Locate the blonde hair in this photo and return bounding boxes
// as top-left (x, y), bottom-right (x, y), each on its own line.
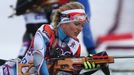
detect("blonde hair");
top-left (51, 2), bottom-right (85, 30)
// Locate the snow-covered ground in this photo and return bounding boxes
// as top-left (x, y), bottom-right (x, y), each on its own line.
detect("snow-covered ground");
top-left (0, 0), bottom-right (25, 59)
top-left (0, 0), bottom-right (134, 75)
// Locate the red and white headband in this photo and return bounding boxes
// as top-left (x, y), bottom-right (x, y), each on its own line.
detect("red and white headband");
top-left (61, 9), bottom-right (85, 14)
top-left (58, 9), bottom-right (87, 25)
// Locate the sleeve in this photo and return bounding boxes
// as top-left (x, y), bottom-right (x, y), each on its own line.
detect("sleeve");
top-left (33, 28), bottom-right (50, 75)
top-left (78, 0), bottom-right (96, 54)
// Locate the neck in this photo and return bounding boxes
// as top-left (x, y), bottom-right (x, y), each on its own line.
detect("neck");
top-left (57, 26), bottom-right (69, 43)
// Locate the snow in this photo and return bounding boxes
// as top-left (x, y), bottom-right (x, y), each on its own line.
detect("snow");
top-left (0, 0), bottom-right (25, 59)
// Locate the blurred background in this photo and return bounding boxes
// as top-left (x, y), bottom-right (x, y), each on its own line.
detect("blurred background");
top-left (0, 0), bottom-right (134, 75)
top-left (0, 0), bottom-right (25, 59)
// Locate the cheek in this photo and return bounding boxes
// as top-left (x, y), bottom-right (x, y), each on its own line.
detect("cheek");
top-left (67, 25), bottom-right (76, 32)
top-left (62, 25), bottom-right (74, 35)
top-left (66, 26), bottom-right (77, 38)
top-left (65, 26), bottom-right (73, 34)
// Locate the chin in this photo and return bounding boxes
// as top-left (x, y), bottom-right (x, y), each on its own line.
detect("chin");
top-left (71, 36), bottom-right (78, 40)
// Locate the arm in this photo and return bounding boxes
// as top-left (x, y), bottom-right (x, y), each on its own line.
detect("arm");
top-left (78, 0), bottom-right (96, 54)
top-left (33, 27), bottom-right (50, 75)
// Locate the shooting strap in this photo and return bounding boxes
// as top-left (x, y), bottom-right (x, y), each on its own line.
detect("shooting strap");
top-left (43, 24), bottom-right (58, 56)
top-left (43, 24), bottom-right (56, 48)
top-left (43, 24), bottom-right (59, 74)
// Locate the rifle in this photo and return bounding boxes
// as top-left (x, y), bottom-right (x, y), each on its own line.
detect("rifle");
top-left (16, 55), bottom-right (114, 75)
top-left (14, 51), bottom-right (134, 75)
top-left (47, 50), bottom-right (132, 75)
top-left (47, 56), bottom-right (114, 75)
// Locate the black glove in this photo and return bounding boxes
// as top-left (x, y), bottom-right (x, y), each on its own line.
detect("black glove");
top-left (82, 54), bottom-right (100, 75)
top-left (83, 54), bottom-right (98, 69)
top-left (94, 51), bottom-right (110, 75)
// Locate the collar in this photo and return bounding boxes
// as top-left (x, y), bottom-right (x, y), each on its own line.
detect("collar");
top-left (57, 26), bottom-right (69, 43)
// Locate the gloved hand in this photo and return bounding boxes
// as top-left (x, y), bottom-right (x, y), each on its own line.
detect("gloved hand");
top-left (81, 54), bottom-right (100, 75)
top-left (83, 54), bottom-right (99, 70)
top-left (83, 61), bottom-right (96, 70)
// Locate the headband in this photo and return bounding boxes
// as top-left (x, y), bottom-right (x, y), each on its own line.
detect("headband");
top-left (61, 9), bottom-right (85, 14)
top-left (57, 9), bottom-right (87, 27)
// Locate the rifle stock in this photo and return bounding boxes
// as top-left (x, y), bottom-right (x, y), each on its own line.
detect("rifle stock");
top-left (47, 56), bottom-right (114, 74)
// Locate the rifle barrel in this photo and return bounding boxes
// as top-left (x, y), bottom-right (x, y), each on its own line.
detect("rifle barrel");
top-left (114, 56), bottom-right (134, 59)
top-left (110, 68), bottom-right (134, 72)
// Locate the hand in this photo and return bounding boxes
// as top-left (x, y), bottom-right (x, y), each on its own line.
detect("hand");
top-left (82, 54), bottom-right (100, 75)
top-left (83, 54), bottom-right (99, 70)
top-left (83, 61), bottom-right (97, 69)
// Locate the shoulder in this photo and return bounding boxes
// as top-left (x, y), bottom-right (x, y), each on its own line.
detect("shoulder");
top-left (42, 24), bottom-right (54, 38)
top-left (35, 24), bottom-right (54, 39)
top-left (33, 25), bottom-right (51, 49)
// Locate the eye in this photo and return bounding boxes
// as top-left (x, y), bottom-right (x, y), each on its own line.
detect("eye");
top-left (74, 21), bottom-right (80, 26)
top-left (74, 21), bottom-right (84, 27)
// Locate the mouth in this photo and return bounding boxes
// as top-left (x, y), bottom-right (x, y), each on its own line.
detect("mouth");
top-left (74, 32), bottom-right (79, 36)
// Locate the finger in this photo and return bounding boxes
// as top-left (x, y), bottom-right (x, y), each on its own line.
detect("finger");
top-left (91, 62), bottom-right (96, 68)
top-left (86, 61), bottom-right (92, 69)
top-left (84, 62), bottom-right (88, 69)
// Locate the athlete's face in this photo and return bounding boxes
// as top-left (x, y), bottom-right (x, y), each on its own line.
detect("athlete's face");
top-left (61, 21), bottom-right (85, 40)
